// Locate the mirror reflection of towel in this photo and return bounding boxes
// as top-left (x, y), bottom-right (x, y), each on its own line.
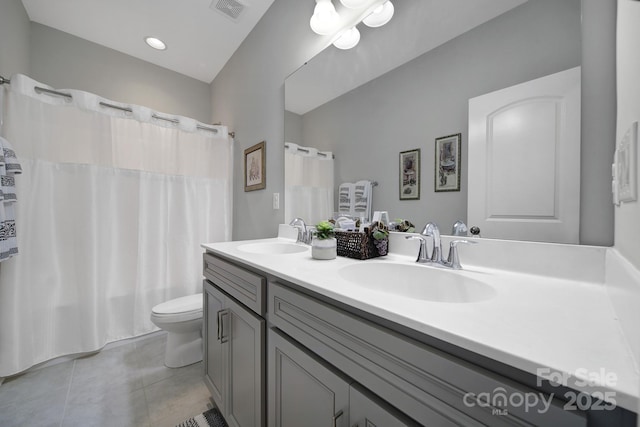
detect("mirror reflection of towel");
top-left (354, 180), bottom-right (372, 219)
top-left (338, 180), bottom-right (372, 220)
top-left (338, 183), bottom-right (354, 214)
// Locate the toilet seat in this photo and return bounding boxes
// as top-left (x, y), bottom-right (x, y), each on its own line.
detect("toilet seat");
top-left (151, 293), bottom-right (202, 323)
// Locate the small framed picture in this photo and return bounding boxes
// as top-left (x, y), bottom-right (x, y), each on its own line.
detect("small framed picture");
top-left (399, 149), bottom-right (420, 200)
top-left (435, 133), bottom-right (461, 192)
top-left (244, 141), bottom-right (266, 192)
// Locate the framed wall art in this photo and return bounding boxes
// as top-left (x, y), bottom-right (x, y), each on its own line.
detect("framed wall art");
top-left (435, 133), bottom-right (461, 192)
top-left (399, 149), bottom-right (420, 200)
top-left (244, 141), bottom-right (266, 191)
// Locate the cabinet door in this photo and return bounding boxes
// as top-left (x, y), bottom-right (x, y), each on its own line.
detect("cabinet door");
top-left (349, 384), bottom-right (420, 427)
top-left (225, 296), bottom-right (265, 427)
top-left (268, 329), bottom-right (349, 427)
top-left (204, 281), bottom-right (227, 410)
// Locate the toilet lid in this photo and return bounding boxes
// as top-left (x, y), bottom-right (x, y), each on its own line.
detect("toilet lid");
top-left (152, 293), bottom-right (202, 315)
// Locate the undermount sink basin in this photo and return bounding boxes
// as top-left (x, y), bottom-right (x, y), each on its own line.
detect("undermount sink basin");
top-left (338, 262), bottom-right (496, 303)
top-left (237, 241), bottom-right (308, 255)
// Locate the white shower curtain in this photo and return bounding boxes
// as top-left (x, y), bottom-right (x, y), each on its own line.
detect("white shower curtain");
top-left (284, 142), bottom-right (334, 225)
top-left (0, 74), bottom-right (233, 377)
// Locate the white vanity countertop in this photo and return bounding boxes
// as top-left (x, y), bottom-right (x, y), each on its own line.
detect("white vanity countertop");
top-left (202, 237), bottom-right (639, 412)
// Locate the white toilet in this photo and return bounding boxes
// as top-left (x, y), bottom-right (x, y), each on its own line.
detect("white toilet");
top-left (150, 293), bottom-right (203, 368)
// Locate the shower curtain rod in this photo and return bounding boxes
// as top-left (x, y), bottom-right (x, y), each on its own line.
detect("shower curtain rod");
top-left (0, 75), bottom-right (235, 138)
top-left (285, 143), bottom-right (335, 159)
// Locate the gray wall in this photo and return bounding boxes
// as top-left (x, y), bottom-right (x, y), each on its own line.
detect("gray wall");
top-left (284, 110), bottom-right (303, 145)
top-left (581, 0), bottom-right (617, 246)
top-left (300, 0), bottom-right (615, 244)
top-left (0, 0), bottom-right (30, 83)
top-left (0, 5), bottom-right (211, 123)
top-left (211, 0), bottom-right (333, 240)
top-left (28, 23), bottom-right (212, 123)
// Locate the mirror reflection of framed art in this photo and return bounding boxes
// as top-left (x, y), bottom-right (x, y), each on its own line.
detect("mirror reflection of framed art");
top-left (399, 148), bottom-right (420, 200)
top-left (435, 133), bottom-right (461, 192)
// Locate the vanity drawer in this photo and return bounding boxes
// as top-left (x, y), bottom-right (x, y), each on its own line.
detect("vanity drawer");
top-left (203, 252), bottom-right (266, 316)
top-left (268, 281), bottom-right (586, 427)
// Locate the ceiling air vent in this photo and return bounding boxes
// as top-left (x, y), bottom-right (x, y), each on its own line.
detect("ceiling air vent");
top-left (211, 0), bottom-right (247, 21)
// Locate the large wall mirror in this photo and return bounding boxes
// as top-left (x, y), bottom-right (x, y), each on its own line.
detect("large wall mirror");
top-left (285, 0), bottom-right (613, 245)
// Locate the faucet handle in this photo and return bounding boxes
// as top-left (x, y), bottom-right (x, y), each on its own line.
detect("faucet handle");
top-left (445, 239), bottom-right (478, 270)
top-left (405, 235), bottom-right (430, 263)
top-left (304, 226), bottom-right (315, 244)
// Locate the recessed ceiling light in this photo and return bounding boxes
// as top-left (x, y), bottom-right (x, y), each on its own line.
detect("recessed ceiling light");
top-left (144, 36), bottom-right (167, 51)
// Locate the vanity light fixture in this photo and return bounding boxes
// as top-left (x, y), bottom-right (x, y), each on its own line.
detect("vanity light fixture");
top-left (339, 0), bottom-right (370, 8)
top-left (310, 0), bottom-right (341, 35)
top-left (144, 36), bottom-right (167, 51)
top-left (363, 0), bottom-right (394, 27)
top-left (310, 0), bottom-right (395, 50)
top-left (333, 26), bottom-right (361, 49)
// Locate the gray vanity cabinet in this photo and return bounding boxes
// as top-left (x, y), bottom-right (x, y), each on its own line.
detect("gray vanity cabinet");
top-left (268, 328), bottom-right (349, 427)
top-left (202, 251), bottom-right (610, 427)
top-left (203, 253), bottom-right (266, 427)
top-left (269, 281), bottom-right (587, 427)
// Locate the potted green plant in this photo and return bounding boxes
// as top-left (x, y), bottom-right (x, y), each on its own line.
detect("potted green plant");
top-left (312, 220), bottom-right (337, 260)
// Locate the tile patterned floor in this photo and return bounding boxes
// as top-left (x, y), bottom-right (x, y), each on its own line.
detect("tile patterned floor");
top-left (0, 332), bottom-right (211, 427)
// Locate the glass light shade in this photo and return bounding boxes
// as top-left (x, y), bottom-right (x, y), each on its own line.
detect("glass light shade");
top-left (310, 0), bottom-right (340, 35)
top-left (363, 1), bottom-right (394, 27)
top-left (144, 36), bottom-right (167, 50)
top-left (339, 0), bottom-right (370, 8)
top-left (333, 27), bottom-right (360, 49)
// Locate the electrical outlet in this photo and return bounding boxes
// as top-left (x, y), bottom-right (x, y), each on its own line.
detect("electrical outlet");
top-left (273, 192), bottom-right (280, 209)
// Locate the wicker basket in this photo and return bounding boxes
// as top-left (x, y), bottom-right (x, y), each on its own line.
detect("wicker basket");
top-left (335, 230), bottom-right (387, 260)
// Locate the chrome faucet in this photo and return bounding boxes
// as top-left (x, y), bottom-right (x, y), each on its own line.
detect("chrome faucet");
top-left (405, 222), bottom-right (443, 265)
top-left (406, 222), bottom-right (477, 269)
top-left (289, 218), bottom-right (311, 244)
top-left (422, 222), bottom-right (443, 264)
top-left (451, 220), bottom-right (468, 236)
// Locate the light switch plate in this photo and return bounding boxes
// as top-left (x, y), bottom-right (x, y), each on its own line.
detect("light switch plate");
top-left (272, 192), bottom-right (280, 209)
top-left (613, 121), bottom-right (638, 205)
